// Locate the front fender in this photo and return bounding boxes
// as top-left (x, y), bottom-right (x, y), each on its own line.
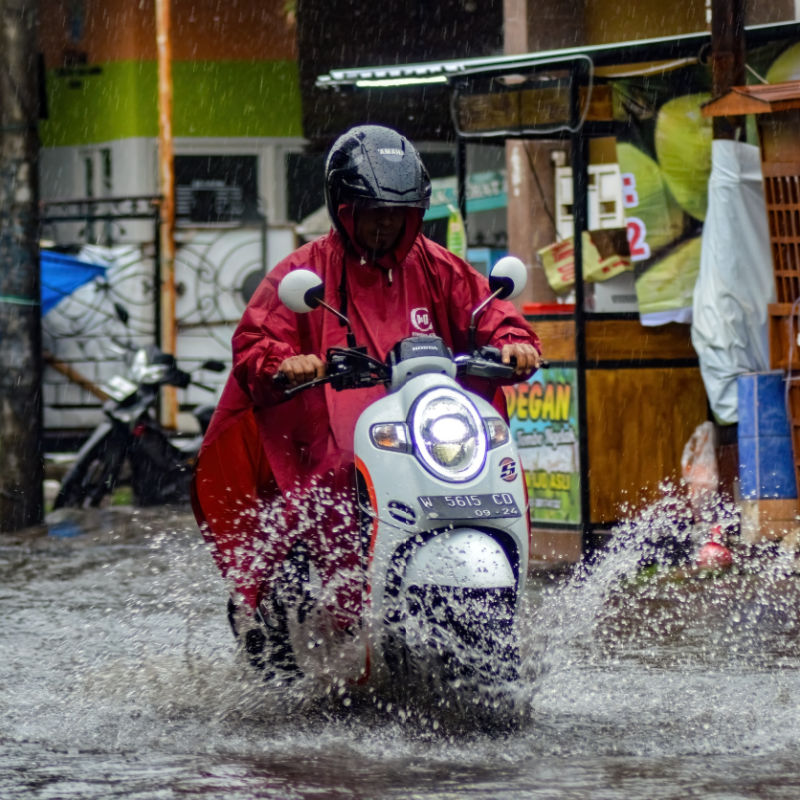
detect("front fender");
top-left (402, 529), bottom-right (516, 590)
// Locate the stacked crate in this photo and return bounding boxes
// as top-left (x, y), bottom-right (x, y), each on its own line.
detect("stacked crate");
top-left (703, 83), bottom-right (800, 536)
top-left (762, 106), bottom-right (800, 510)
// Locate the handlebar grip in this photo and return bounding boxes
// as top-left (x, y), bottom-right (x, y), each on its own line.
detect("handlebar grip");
top-left (273, 371), bottom-right (289, 388)
top-left (171, 369), bottom-right (192, 389)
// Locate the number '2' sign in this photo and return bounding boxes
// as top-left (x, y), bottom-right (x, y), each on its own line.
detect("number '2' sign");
top-left (621, 172), bottom-right (650, 262)
top-left (626, 217), bottom-right (650, 261)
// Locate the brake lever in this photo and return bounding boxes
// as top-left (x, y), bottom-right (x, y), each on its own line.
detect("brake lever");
top-left (275, 372), bottom-right (335, 398)
top-left (191, 380), bottom-right (218, 394)
top-left (456, 347), bottom-right (550, 379)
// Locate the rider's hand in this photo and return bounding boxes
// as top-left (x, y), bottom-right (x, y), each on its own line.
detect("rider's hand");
top-left (276, 354), bottom-right (326, 387)
top-left (501, 342), bottom-right (543, 376)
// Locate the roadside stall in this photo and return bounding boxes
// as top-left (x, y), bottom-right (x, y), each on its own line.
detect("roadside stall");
top-left (316, 21), bottom-right (800, 561)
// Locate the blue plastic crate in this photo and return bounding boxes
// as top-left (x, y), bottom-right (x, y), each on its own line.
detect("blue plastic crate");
top-left (738, 371), bottom-right (791, 439)
top-left (738, 372), bottom-right (797, 499)
top-left (738, 435), bottom-right (797, 499)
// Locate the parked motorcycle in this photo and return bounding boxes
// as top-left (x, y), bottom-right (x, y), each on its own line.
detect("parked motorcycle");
top-left (54, 346), bottom-right (225, 509)
top-left (243, 256), bottom-right (536, 721)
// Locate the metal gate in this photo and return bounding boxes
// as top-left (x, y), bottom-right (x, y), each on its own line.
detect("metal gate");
top-left (40, 195), bottom-right (271, 447)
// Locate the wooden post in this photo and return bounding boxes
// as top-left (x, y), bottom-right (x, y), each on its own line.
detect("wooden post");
top-left (155, 0), bottom-right (178, 428)
top-left (0, 0), bottom-right (44, 529)
top-left (711, 0), bottom-right (746, 140)
top-left (710, 0), bottom-right (746, 500)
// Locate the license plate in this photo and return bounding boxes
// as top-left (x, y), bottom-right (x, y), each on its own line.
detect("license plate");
top-left (417, 493), bottom-right (521, 520)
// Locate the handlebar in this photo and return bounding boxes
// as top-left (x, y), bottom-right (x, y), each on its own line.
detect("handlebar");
top-left (274, 345), bottom-right (387, 398)
top-left (456, 346), bottom-right (516, 380)
top-left (272, 369), bottom-right (329, 398)
top-left (273, 343), bottom-right (548, 398)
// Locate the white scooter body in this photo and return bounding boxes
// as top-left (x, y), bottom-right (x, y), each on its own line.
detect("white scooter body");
top-left (356, 368), bottom-right (528, 684)
top-left (272, 257), bottom-right (532, 695)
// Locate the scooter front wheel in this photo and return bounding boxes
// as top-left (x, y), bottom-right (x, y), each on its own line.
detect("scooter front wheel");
top-left (383, 585), bottom-right (521, 728)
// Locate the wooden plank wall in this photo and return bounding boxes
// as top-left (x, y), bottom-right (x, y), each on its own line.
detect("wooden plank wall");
top-left (586, 366), bottom-right (708, 522)
top-left (529, 316), bottom-right (708, 526)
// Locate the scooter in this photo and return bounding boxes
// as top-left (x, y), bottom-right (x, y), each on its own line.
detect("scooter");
top-left (54, 346), bottom-right (225, 509)
top-left (245, 257), bottom-right (535, 719)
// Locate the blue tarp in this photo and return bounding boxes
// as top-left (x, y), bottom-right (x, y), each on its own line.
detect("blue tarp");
top-left (41, 251), bottom-right (106, 314)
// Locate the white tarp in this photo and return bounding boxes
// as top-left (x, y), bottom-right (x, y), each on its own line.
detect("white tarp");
top-left (691, 139), bottom-right (774, 424)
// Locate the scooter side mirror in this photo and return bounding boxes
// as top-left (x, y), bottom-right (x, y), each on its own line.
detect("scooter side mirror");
top-left (488, 256), bottom-right (527, 300)
top-left (200, 359), bottom-right (226, 372)
top-left (278, 269), bottom-right (325, 313)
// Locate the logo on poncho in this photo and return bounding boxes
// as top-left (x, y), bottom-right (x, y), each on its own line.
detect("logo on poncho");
top-left (411, 307), bottom-right (433, 333)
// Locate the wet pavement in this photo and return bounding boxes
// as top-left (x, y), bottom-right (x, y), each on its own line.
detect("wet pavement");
top-left (3, 503), bottom-right (800, 799)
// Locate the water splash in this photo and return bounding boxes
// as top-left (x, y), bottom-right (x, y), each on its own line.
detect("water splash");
top-left (6, 492), bottom-right (800, 798)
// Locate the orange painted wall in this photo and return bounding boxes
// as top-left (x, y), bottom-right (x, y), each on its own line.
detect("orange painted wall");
top-left (39, 0), bottom-right (296, 68)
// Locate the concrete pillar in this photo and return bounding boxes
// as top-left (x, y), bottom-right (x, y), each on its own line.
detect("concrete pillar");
top-left (503, 0), bottom-right (586, 306)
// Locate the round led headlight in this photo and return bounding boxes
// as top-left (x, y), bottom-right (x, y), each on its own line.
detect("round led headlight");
top-left (410, 388), bottom-right (487, 482)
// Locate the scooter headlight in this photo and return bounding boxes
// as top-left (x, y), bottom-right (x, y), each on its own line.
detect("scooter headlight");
top-left (411, 388), bottom-right (487, 482)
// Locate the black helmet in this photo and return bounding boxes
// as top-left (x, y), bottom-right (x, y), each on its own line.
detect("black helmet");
top-left (324, 125), bottom-right (431, 237)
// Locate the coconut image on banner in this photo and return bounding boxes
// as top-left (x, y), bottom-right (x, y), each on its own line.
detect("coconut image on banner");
top-left (612, 60), bottom-right (713, 325)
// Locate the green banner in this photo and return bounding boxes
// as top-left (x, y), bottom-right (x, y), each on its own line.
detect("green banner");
top-left (504, 367), bottom-right (581, 524)
top-left (424, 171), bottom-right (507, 221)
top-left (41, 59), bottom-right (302, 147)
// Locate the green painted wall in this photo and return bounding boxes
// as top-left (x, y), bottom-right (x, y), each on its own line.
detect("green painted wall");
top-left (41, 59), bottom-right (303, 147)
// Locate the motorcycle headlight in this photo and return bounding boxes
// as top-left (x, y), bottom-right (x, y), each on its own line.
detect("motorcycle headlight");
top-left (411, 388), bottom-right (487, 482)
top-left (129, 349), bottom-right (169, 385)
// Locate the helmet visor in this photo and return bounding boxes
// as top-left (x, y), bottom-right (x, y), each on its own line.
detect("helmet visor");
top-left (352, 196), bottom-right (430, 211)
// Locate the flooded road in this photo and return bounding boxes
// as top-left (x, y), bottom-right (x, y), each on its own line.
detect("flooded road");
top-left (3, 505), bottom-right (800, 799)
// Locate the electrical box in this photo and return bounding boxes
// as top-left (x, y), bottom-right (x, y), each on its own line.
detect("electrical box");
top-left (554, 164), bottom-right (636, 312)
top-left (554, 164), bottom-right (625, 240)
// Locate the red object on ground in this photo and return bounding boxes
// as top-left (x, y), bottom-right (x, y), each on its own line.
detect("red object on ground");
top-left (696, 540), bottom-right (733, 569)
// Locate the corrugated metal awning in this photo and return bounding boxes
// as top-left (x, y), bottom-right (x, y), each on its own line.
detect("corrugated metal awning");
top-left (316, 20), bottom-right (800, 90)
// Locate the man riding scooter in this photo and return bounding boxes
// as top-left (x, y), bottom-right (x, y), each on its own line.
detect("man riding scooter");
top-left (191, 124), bottom-right (543, 668)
